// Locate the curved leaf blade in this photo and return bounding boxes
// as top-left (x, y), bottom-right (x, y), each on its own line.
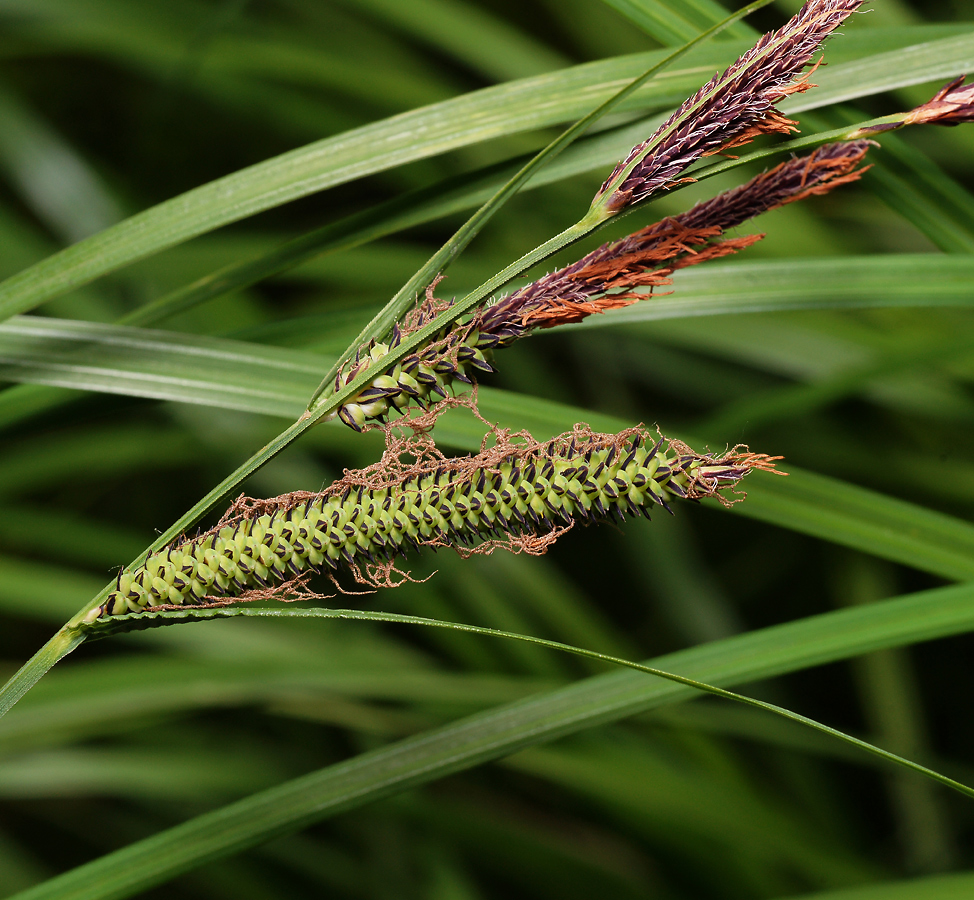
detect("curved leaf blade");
top-left (12, 581), bottom-right (974, 900)
top-left (576, 255), bottom-right (974, 325)
top-left (1, 30), bottom-right (973, 318)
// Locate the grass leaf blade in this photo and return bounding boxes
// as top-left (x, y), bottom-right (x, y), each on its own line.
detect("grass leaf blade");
top-left (15, 582), bottom-right (974, 900)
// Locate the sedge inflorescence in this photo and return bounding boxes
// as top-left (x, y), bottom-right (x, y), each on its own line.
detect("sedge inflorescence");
top-left (593, 0), bottom-right (862, 211)
top-left (331, 0), bottom-right (869, 434)
top-left (91, 3), bottom-right (876, 625)
top-left (332, 291), bottom-right (496, 432)
top-left (335, 141), bottom-right (872, 433)
top-left (85, 426), bottom-right (777, 623)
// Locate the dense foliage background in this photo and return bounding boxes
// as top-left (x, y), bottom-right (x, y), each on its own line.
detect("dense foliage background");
top-left (3, 0), bottom-right (974, 897)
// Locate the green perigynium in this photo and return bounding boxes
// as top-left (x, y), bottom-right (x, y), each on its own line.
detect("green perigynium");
top-left (85, 426), bottom-right (777, 623)
top-left (332, 307), bottom-right (496, 432)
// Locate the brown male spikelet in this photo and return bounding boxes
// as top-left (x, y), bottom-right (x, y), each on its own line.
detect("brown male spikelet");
top-left (593, 0), bottom-right (862, 212)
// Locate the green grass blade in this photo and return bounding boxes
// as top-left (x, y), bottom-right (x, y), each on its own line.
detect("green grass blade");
top-left (858, 135), bottom-right (974, 254)
top-left (599, 0), bottom-right (702, 44)
top-left (733, 468), bottom-right (974, 582)
top-left (336, 0), bottom-right (569, 81)
top-left (574, 256), bottom-right (974, 324)
top-left (0, 631), bottom-right (86, 721)
top-left (15, 581), bottom-right (974, 900)
top-left (773, 871), bottom-right (974, 900)
top-left (0, 316), bottom-right (322, 417)
top-left (85, 607), bottom-right (974, 798)
top-left (0, 27), bottom-right (971, 319)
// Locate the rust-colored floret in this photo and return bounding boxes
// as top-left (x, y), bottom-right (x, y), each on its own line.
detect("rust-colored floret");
top-left (904, 76), bottom-right (974, 127)
top-left (484, 140), bottom-right (872, 333)
top-left (594, 0), bottom-right (862, 211)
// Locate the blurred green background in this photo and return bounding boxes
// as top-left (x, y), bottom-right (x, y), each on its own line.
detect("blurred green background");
top-left (3, 0), bottom-right (974, 897)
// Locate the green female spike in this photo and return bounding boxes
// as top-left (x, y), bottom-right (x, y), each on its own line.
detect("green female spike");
top-left (85, 428), bottom-right (779, 623)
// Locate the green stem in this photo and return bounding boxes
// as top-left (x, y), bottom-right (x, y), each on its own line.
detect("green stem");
top-left (843, 112), bottom-right (912, 138)
top-left (690, 118), bottom-right (894, 183)
top-left (0, 627), bottom-right (86, 719)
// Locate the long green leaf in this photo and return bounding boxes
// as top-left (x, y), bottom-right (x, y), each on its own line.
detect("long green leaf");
top-left (84, 606), bottom-right (971, 797)
top-left (0, 316), bottom-right (323, 417)
top-left (575, 256), bottom-right (974, 324)
top-left (599, 0), bottom-right (756, 45)
top-left (730, 467), bottom-right (974, 582)
top-left (1, 29), bottom-right (973, 319)
top-left (13, 581), bottom-right (974, 900)
top-left (333, 0), bottom-right (570, 81)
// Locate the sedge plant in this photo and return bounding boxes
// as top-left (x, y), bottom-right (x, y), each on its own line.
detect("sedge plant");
top-left (2, 1), bottom-right (974, 898)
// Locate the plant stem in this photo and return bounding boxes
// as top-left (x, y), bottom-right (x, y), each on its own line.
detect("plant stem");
top-left (0, 627), bottom-right (86, 719)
